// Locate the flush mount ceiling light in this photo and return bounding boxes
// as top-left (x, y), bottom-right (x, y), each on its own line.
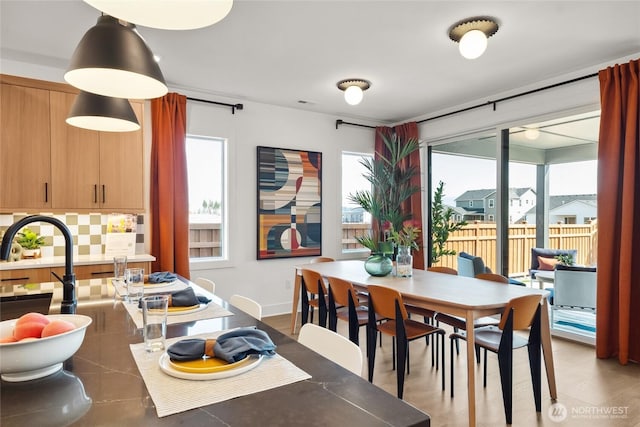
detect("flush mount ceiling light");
top-left (66, 91), bottom-right (141, 132)
top-left (524, 128), bottom-right (541, 140)
top-left (83, 0), bottom-right (233, 30)
top-left (337, 79), bottom-right (371, 106)
top-left (448, 17), bottom-right (499, 59)
top-left (65, 15), bottom-right (167, 99)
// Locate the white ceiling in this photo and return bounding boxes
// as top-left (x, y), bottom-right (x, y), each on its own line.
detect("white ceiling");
top-left (1, 1), bottom-right (639, 125)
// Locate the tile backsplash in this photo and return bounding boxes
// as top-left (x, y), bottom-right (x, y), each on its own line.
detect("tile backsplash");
top-left (0, 213), bottom-right (145, 258)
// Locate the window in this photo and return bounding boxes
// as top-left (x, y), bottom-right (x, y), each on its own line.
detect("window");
top-left (469, 200), bottom-right (474, 207)
top-left (488, 214), bottom-right (495, 221)
top-left (342, 151), bottom-right (373, 253)
top-left (488, 199), bottom-right (494, 208)
top-left (185, 135), bottom-right (227, 261)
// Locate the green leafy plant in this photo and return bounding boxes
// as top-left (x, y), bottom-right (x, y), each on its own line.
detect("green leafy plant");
top-left (430, 181), bottom-right (467, 264)
top-left (387, 220), bottom-right (421, 251)
top-left (555, 253), bottom-right (574, 266)
top-left (16, 227), bottom-right (46, 250)
top-left (348, 132), bottom-right (422, 252)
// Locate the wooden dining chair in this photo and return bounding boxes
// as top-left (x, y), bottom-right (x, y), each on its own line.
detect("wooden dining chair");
top-left (300, 268), bottom-right (329, 328)
top-left (366, 285), bottom-right (446, 399)
top-left (327, 276), bottom-right (368, 345)
top-left (475, 272), bottom-right (510, 283)
top-left (436, 271), bottom-right (509, 357)
top-left (427, 266), bottom-right (458, 275)
top-left (309, 256), bottom-right (335, 263)
top-left (449, 294), bottom-right (542, 424)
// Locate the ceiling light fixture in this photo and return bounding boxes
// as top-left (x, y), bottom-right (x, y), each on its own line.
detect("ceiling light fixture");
top-left (83, 0), bottom-right (233, 30)
top-left (337, 79), bottom-right (371, 106)
top-left (448, 17), bottom-right (499, 59)
top-left (66, 91), bottom-right (141, 132)
top-left (65, 15), bottom-right (168, 99)
top-left (524, 128), bottom-right (540, 140)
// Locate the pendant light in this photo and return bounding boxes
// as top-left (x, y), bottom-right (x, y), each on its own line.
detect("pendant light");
top-left (83, 0), bottom-right (233, 30)
top-left (66, 91), bottom-right (140, 132)
top-left (65, 15), bottom-right (167, 99)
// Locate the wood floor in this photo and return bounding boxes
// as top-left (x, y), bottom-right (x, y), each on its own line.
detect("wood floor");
top-left (262, 314), bottom-right (640, 427)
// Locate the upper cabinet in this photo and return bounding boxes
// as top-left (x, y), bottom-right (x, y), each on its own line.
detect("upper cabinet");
top-left (0, 83), bottom-right (52, 210)
top-left (0, 75), bottom-right (145, 213)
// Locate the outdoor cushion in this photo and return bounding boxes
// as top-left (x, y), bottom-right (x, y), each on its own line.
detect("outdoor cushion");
top-left (537, 256), bottom-right (560, 271)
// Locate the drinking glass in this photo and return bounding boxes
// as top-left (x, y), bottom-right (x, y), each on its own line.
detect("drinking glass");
top-left (141, 295), bottom-right (168, 352)
top-left (113, 256), bottom-right (127, 281)
top-left (125, 268), bottom-right (144, 303)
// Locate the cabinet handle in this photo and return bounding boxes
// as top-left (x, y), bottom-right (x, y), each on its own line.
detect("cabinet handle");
top-left (91, 270), bottom-right (114, 276)
top-left (102, 185), bottom-right (106, 203)
top-left (45, 182), bottom-right (48, 203)
top-left (0, 276), bottom-right (30, 282)
top-left (94, 184), bottom-right (98, 203)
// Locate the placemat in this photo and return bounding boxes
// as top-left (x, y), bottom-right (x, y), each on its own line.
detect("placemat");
top-left (123, 300), bottom-right (233, 329)
top-left (112, 279), bottom-right (189, 296)
top-left (130, 331), bottom-right (311, 417)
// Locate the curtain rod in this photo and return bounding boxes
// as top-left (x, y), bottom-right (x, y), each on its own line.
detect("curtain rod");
top-left (335, 71), bottom-right (599, 129)
top-left (187, 96), bottom-right (244, 114)
top-left (335, 119), bottom-right (376, 130)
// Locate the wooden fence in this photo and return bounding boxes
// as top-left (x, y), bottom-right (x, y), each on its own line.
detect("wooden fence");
top-left (190, 220), bottom-right (598, 277)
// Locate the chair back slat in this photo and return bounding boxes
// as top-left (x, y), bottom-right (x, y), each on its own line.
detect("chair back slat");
top-left (301, 269), bottom-right (327, 295)
top-left (475, 273), bottom-right (510, 284)
top-left (367, 285), bottom-right (408, 320)
top-left (498, 294), bottom-right (542, 331)
top-left (427, 266), bottom-right (458, 275)
top-left (327, 276), bottom-right (358, 308)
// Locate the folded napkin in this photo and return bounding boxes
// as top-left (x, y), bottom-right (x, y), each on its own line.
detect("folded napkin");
top-left (138, 287), bottom-right (211, 308)
top-left (147, 271), bottom-right (178, 283)
top-left (167, 327), bottom-right (276, 363)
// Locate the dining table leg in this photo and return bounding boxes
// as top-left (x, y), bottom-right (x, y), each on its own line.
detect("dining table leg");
top-left (290, 270), bottom-right (302, 334)
top-left (540, 298), bottom-right (557, 398)
top-left (465, 310), bottom-right (476, 427)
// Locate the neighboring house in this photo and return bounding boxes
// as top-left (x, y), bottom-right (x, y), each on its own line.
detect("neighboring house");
top-left (455, 187), bottom-right (536, 223)
top-left (524, 194), bottom-right (597, 225)
top-left (342, 206), bottom-right (366, 223)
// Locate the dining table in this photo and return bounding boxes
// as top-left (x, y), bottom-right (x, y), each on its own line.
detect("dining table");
top-left (0, 275), bottom-right (431, 426)
top-left (292, 260), bottom-right (558, 427)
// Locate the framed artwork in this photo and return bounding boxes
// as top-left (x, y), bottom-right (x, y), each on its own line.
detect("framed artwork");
top-left (257, 146), bottom-right (322, 260)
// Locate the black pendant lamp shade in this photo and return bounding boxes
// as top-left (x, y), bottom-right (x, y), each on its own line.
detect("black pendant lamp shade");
top-left (66, 91), bottom-right (140, 132)
top-left (65, 15), bottom-right (167, 100)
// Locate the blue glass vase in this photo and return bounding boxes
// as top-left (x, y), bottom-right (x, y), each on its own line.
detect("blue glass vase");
top-left (364, 253), bottom-right (393, 277)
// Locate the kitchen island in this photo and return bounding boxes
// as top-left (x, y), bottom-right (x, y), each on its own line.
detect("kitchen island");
top-left (0, 278), bottom-right (430, 426)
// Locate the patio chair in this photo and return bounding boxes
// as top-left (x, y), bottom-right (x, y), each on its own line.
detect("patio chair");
top-left (529, 248), bottom-right (578, 279)
top-left (551, 265), bottom-right (596, 324)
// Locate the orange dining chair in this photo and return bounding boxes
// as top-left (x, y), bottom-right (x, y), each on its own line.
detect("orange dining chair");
top-left (310, 256), bottom-right (335, 263)
top-left (436, 271), bottom-right (509, 357)
top-left (366, 285), bottom-right (446, 399)
top-left (300, 268), bottom-right (329, 328)
top-left (449, 294), bottom-right (542, 424)
top-left (427, 266), bottom-right (458, 275)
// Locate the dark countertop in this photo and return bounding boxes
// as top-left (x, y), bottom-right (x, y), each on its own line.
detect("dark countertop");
top-left (1, 278), bottom-right (430, 426)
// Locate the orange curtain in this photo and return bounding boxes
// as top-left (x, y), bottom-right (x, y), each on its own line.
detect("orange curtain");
top-left (150, 93), bottom-right (190, 279)
top-left (596, 58), bottom-right (639, 364)
top-left (374, 122), bottom-right (424, 270)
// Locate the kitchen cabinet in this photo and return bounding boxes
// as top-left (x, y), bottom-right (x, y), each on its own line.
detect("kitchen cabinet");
top-left (0, 74), bottom-right (145, 213)
top-left (0, 83), bottom-right (52, 210)
top-left (49, 91), bottom-right (144, 210)
top-left (1, 260), bottom-right (151, 286)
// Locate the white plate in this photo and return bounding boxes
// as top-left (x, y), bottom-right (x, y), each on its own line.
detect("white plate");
top-left (144, 280), bottom-right (179, 289)
top-left (158, 352), bottom-right (263, 380)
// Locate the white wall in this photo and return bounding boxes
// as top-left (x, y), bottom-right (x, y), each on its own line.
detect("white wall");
top-left (186, 96), bottom-right (376, 315)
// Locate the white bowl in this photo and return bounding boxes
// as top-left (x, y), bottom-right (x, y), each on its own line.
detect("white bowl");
top-left (0, 314), bottom-right (93, 382)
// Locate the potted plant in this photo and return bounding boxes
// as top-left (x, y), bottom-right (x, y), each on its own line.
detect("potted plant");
top-left (16, 227), bottom-right (46, 258)
top-left (348, 132), bottom-right (422, 275)
top-left (387, 220), bottom-right (421, 277)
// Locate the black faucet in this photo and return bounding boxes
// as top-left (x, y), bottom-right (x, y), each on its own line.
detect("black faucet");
top-left (1, 215), bottom-right (77, 314)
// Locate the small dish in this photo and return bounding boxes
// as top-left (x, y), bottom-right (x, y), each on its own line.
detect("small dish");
top-left (169, 354), bottom-right (251, 374)
top-left (144, 280), bottom-right (178, 289)
top-left (158, 352), bottom-right (263, 380)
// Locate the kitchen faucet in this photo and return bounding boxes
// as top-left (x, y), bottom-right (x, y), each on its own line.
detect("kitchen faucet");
top-left (1, 215), bottom-right (77, 314)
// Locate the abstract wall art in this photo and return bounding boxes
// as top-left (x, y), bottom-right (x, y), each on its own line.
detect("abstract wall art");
top-left (257, 146), bottom-right (322, 259)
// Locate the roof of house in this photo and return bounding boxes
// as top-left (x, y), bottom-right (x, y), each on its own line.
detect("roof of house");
top-left (455, 187), bottom-right (535, 202)
top-left (524, 194), bottom-right (598, 215)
